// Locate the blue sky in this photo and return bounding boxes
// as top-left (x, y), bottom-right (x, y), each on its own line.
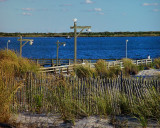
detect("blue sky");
top-left (0, 0), bottom-right (160, 33)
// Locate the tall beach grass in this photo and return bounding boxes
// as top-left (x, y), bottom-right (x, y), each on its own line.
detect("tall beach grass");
top-left (0, 49), bottom-right (39, 123)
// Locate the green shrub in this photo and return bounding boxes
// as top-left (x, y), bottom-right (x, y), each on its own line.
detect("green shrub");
top-left (95, 60), bottom-right (121, 78)
top-left (0, 49), bottom-right (18, 61)
top-left (138, 64), bottom-right (145, 71)
top-left (73, 64), bottom-right (96, 78)
top-left (0, 49), bottom-right (39, 77)
top-left (154, 58), bottom-right (160, 69)
top-left (108, 66), bottom-right (121, 78)
top-left (145, 63), bottom-right (154, 70)
top-left (95, 59), bottom-right (109, 78)
top-left (33, 94), bottom-right (43, 113)
top-left (122, 58), bottom-right (139, 76)
top-left (95, 60), bottom-right (107, 73)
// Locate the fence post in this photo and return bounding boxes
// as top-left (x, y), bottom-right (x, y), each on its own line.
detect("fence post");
top-left (52, 59), bottom-right (54, 67)
top-left (59, 60), bottom-right (60, 66)
top-left (120, 62), bottom-right (122, 69)
top-left (89, 60), bottom-right (91, 68)
top-left (69, 59), bottom-right (71, 65)
top-left (54, 68), bottom-right (56, 74)
top-left (67, 67), bottom-right (69, 75)
top-left (113, 61), bottom-right (115, 66)
top-left (107, 62), bottom-right (109, 69)
top-left (121, 70), bottom-right (123, 91)
top-left (145, 59), bottom-right (147, 65)
top-left (136, 60), bottom-right (138, 65)
top-left (36, 59), bottom-right (39, 65)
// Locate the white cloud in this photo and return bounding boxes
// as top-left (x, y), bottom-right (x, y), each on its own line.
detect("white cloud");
top-left (94, 8), bottom-right (102, 12)
top-left (87, 8), bottom-right (104, 15)
top-left (22, 8), bottom-right (34, 11)
top-left (85, 0), bottom-right (93, 4)
top-left (143, 3), bottom-right (159, 6)
top-left (22, 12), bottom-right (32, 16)
top-left (153, 9), bottom-right (159, 12)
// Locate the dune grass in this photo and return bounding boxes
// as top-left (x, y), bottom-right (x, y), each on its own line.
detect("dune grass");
top-left (0, 49), bottom-right (40, 123)
top-left (0, 76), bottom-right (24, 123)
top-left (74, 60), bottom-right (121, 79)
top-left (0, 50), bottom-right (160, 127)
top-left (154, 58), bottom-right (160, 69)
top-left (122, 58), bottom-right (139, 76)
top-left (42, 76), bottom-right (160, 127)
top-left (73, 63), bottom-right (97, 78)
top-left (0, 50), bottom-right (39, 77)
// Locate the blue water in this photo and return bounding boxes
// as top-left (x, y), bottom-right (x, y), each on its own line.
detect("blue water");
top-left (0, 36), bottom-right (160, 59)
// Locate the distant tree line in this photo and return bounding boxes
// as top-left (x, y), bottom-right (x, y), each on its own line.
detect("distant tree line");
top-left (0, 31), bottom-right (160, 37)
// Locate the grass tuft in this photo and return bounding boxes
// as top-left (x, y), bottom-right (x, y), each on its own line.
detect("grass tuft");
top-left (0, 49), bottom-right (40, 124)
top-left (122, 58), bottom-right (139, 76)
top-left (154, 58), bottom-right (160, 69)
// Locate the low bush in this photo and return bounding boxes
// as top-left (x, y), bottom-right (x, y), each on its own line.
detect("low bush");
top-left (95, 60), bottom-right (108, 74)
top-left (0, 50), bottom-right (39, 77)
top-left (95, 59), bottom-right (110, 78)
top-left (73, 64), bottom-right (96, 78)
top-left (154, 58), bottom-right (160, 69)
top-left (108, 66), bottom-right (121, 78)
top-left (75, 59), bottom-right (121, 79)
top-left (138, 64), bottom-right (145, 71)
top-left (122, 58), bottom-right (139, 76)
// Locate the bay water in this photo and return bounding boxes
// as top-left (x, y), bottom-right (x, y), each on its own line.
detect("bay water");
top-left (0, 36), bottom-right (160, 59)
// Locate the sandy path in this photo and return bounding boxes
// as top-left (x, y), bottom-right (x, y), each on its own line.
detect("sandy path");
top-left (136, 69), bottom-right (160, 76)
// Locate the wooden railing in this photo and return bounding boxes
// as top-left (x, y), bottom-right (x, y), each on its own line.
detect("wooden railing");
top-left (105, 59), bottom-right (153, 69)
top-left (30, 58), bottom-right (119, 66)
top-left (39, 65), bottom-right (74, 74)
top-left (39, 59), bottom-right (153, 74)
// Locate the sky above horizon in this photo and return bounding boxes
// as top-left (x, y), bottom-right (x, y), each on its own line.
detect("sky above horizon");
top-left (0, 0), bottom-right (160, 33)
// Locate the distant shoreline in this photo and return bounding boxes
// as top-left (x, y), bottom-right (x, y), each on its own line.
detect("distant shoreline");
top-left (0, 31), bottom-right (160, 37)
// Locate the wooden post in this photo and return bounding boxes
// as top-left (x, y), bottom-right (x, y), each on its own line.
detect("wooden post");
top-left (136, 60), bottom-right (138, 65)
top-left (54, 68), bottom-right (56, 74)
top-left (120, 62), bottom-right (122, 69)
top-left (36, 59), bottom-right (39, 65)
top-left (67, 67), bottom-right (69, 75)
top-left (145, 59), bottom-right (147, 65)
top-left (69, 59), bottom-right (71, 65)
top-left (52, 59), bottom-right (54, 67)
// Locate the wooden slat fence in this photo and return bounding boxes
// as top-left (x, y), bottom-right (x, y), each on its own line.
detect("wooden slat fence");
top-left (8, 73), bottom-right (160, 115)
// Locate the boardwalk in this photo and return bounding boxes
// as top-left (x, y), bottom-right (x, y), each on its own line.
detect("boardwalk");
top-left (39, 59), bottom-right (152, 74)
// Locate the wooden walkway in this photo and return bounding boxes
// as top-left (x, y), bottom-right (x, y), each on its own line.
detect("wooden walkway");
top-left (30, 58), bottom-right (119, 66)
top-left (39, 59), bottom-right (153, 74)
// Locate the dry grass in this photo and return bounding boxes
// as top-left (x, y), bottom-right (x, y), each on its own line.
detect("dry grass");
top-left (122, 58), bottom-right (139, 76)
top-left (95, 59), bottom-right (108, 78)
top-left (73, 63), bottom-right (96, 78)
top-left (0, 49), bottom-right (40, 123)
top-left (95, 59), bottom-right (121, 78)
top-left (0, 73), bottom-right (25, 123)
top-left (154, 58), bottom-right (160, 69)
top-left (0, 49), bottom-right (39, 77)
